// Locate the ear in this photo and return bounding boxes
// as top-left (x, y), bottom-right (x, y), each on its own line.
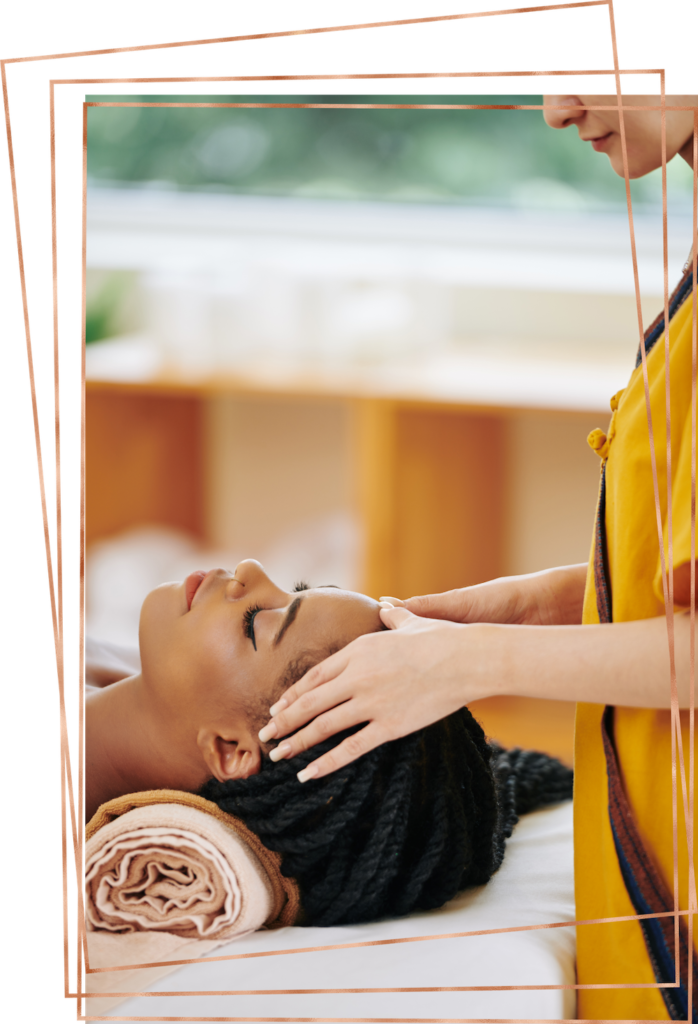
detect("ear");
top-left (197, 726), bottom-right (262, 782)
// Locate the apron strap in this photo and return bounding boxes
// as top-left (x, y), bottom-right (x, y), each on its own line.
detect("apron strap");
top-left (595, 264), bottom-right (697, 1015)
top-left (635, 262), bottom-right (695, 369)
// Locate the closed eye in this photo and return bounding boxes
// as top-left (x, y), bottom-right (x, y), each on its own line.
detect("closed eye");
top-left (242, 604), bottom-right (263, 651)
top-left (293, 580), bottom-right (340, 591)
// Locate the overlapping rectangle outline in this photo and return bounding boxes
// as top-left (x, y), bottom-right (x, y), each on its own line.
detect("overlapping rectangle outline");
top-left (73, 91), bottom-right (698, 1016)
top-left (1, 2), bottom-right (695, 1021)
top-left (75, 97), bottom-right (696, 1013)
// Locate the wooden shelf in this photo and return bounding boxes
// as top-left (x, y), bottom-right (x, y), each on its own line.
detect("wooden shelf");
top-left (84, 339), bottom-right (625, 415)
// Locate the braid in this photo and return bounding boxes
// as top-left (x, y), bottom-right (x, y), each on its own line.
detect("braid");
top-left (492, 744), bottom-right (573, 823)
top-left (202, 706), bottom-right (572, 927)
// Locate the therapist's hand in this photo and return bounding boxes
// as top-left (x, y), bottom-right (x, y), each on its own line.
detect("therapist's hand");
top-left (390, 563), bottom-right (588, 628)
top-left (258, 605), bottom-right (495, 782)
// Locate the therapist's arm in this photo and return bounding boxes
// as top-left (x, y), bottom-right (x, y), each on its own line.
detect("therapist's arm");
top-left (394, 562), bottom-right (588, 627)
top-left (259, 604), bottom-right (695, 782)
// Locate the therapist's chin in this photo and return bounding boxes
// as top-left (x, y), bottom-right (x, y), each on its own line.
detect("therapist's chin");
top-left (608, 145), bottom-right (667, 180)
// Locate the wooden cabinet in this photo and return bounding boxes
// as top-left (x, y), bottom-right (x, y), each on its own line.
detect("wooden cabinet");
top-left (85, 387), bottom-right (205, 547)
top-left (354, 400), bottom-right (506, 599)
top-left (86, 382), bottom-right (508, 596)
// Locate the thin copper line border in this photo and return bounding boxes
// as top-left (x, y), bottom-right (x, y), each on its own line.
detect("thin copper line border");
top-left (73, 86), bottom-right (691, 1015)
top-left (4, 2), bottom-right (610, 65)
top-left (71, 86), bottom-right (696, 1012)
top-left (45, 76), bottom-right (693, 1014)
top-left (81, 910), bottom-right (694, 975)
top-left (84, 101), bottom-right (698, 111)
top-left (73, 1015), bottom-right (692, 1023)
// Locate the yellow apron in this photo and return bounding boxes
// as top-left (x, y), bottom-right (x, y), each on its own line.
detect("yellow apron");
top-left (576, 281), bottom-right (697, 1020)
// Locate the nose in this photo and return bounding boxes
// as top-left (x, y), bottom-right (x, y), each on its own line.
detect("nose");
top-left (232, 558), bottom-right (265, 585)
top-left (226, 559), bottom-right (287, 602)
top-left (543, 95), bottom-right (586, 130)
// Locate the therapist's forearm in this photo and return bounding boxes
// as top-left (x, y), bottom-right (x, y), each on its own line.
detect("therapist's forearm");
top-left (481, 612), bottom-right (697, 709)
top-left (513, 561), bottom-right (588, 625)
top-left (405, 561), bottom-right (589, 627)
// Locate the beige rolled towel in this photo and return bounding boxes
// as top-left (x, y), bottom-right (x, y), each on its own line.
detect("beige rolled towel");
top-left (84, 791), bottom-right (301, 1012)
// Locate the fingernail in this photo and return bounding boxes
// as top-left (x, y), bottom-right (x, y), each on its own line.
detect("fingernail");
top-left (269, 742), bottom-right (292, 762)
top-left (258, 721), bottom-right (278, 742)
top-left (297, 765), bottom-right (318, 783)
top-left (379, 600), bottom-right (395, 609)
top-left (269, 697), bottom-right (288, 717)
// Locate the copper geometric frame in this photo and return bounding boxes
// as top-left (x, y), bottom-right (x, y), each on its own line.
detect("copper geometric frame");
top-left (2, 2), bottom-right (695, 1021)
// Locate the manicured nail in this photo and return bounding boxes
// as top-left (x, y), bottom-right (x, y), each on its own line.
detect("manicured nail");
top-left (297, 765), bottom-right (318, 783)
top-left (269, 697), bottom-right (288, 717)
top-left (258, 721), bottom-right (278, 742)
top-left (269, 742), bottom-right (292, 762)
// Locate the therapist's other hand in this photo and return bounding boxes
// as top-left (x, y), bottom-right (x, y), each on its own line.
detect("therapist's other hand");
top-left (258, 605), bottom-right (484, 781)
top-left (394, 563), bottom-right (587, 628)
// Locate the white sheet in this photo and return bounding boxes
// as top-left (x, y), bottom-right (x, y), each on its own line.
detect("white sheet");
top-left (106, 801), bottom-right (575, 1021)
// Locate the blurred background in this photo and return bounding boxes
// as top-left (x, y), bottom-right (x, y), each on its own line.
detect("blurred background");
top-left (85, 95), bottom-right (695, 762)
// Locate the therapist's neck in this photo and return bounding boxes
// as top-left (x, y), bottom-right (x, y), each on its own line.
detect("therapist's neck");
top-left (679, 134), bottom-right (695, 169)
top-left (84, 675), bottom-right (205, 822)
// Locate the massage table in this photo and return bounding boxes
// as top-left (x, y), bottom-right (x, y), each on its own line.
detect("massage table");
top-left (94, 800), bottom-right (575, 1021)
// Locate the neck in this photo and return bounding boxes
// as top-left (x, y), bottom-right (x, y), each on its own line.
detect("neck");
top-left (679, 133), bottom-right (695, 169)
top-left (85, 674), bottom-right (205, 822)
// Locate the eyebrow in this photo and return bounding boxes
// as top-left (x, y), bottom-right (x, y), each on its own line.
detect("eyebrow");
top-left (273, 596), bottom-right (304, 647)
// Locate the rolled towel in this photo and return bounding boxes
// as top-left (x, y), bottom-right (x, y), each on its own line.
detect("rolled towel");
top-left (86, 790), bottom-right (300, 941)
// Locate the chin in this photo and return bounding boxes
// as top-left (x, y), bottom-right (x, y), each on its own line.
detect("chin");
top-left (608, 144), bottom-right (671, 180)
top-left (609, 157), bottom-right (644, 179)
top-left (141, 579), bottom-right (181, 612)
top-left (138, 581), bottom-right (182, 649)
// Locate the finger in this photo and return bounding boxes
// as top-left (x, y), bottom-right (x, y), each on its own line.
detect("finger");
top-left (379, 604), bottom-right (417, 629)
top-left (267, 700), bottom-right (366, 761)
top-left (404, 589), bottom-right (469, 621)
top-left (378, 595), bottom-right (406, 607)
top-left (296, 723), bottom-right (387, 782)
top-left (268, 646), bottom-right (352, 717)
top-left (260, 675), bottom-right (353, 744)
top-left (260, 679), bottom-right (345, 745)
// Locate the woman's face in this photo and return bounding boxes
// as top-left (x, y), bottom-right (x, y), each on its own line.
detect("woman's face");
top-left (543, 94), bottom-right (695, 178)
top-left (138, 559), bottom-right (382, 752)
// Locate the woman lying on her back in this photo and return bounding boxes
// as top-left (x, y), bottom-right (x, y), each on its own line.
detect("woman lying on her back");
top-left (85, 559), bottom-right (572, 927)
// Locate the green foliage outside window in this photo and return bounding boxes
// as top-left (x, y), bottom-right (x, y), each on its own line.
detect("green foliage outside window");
top-left (87, 94), bottom-right (694, 211)
top-left (84, 271), bottom-right (137, 345)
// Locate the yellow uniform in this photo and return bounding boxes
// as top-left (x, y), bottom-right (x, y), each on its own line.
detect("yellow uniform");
top-left (577, 285), bottom-right (697, 1020)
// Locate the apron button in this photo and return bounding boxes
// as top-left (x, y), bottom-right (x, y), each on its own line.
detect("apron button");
top-left (588, 428), bottom-right (611, 459)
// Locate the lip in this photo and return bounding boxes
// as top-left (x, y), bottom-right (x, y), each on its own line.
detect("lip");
top-left (587, 132), bottom-right (613, 152)
top-left (185, 570), bottom-right (208, 610)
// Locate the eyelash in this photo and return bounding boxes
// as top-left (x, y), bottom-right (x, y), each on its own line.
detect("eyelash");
top-left (242, 604), bottom-right (263, 649)
top-left (293, 580), bottom-right (311, 592)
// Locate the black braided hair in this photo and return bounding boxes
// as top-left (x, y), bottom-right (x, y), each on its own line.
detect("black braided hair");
top-left (201, 706), bottom-right (572, 927)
